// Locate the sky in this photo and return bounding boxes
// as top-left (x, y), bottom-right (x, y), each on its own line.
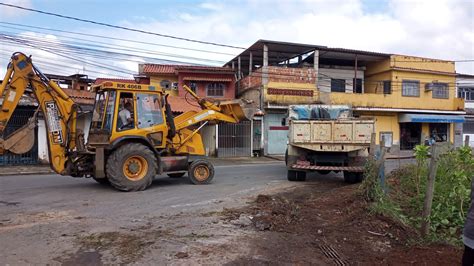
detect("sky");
top-left (0, 0), bottom-right (473, 79)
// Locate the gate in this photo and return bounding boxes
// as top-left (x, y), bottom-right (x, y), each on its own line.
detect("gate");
top-left (217, 121), bottom-right (251, 157)
top-left (0, 107), bottom-right (38, 165)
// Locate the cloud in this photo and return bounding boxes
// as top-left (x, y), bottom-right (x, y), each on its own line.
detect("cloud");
top-left (0, 0), bottom-right (472, 78)
top-left (0, 0), bottom-right (32, 18)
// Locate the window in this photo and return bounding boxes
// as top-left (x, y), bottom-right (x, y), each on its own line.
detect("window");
top-left (117, 92), bottom-right (134, 131)
top-left (383, 81), bottom-right (391, 94)
top-left (189, 82), bottom-right (197, 93)
top-left (160, 80), bottom-right (171, 90)
top-left (103, 91), bottom-right (116, 132)
top-left (137, 93), bottom-right (164, 129)
top-left (331, 79), bottom-right (346, 92)
top-left (458, 87), bottom-right (474, 101)
top-left (464, 121), bottom-right (474, 134)
top-left (207, 83), bottom-right (225, 97)
top-left (429, 123), bottom-right (449, 142)
top-left (91, 91), bottom-right (108, 130)
top-left (402, 80), bottom-right (420, 97)
top-left (80, 85), bottom-right (85, 90)
top-left (432, 83), bottom-right (449, 99)
top-left (353, 78), bottom-right (362, 93)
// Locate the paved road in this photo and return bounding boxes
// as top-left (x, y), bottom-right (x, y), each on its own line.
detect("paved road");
top-left (0, 159), bottom-right (410, 264)
top-left (1, 161), bottom-right (321, 264)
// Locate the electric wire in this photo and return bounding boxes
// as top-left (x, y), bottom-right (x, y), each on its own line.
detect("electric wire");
top-left (0, 3), bottom-right (246, 49)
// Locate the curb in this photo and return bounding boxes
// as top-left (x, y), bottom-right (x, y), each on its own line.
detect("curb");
top-left (263, 155), bottom-right (285, 161)
top-left (0, 170), bottom-right (54, 176)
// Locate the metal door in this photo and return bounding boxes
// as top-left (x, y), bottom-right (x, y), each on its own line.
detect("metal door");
top-left (0, 107), bottom-right (38, 165)
top-left (265, 113), bottom-right (289, 155)
top-left (218, 121), bottom-right (251, 157)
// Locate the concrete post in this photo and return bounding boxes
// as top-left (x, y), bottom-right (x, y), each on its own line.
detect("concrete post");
top-left (238, 56), bottom-right (241, 80)
top-left (263, 44), bottom-right (269, 85)
top-left (249, 52), bottom-right (253, 75)
top-left (313, 49), bottom-right (319, 89)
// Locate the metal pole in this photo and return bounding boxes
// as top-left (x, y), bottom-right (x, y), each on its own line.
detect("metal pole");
top-left (215, 124), bottom-right (219, 157)
top-left (250, 119), bottom-right (254, 157)
top-left (354, 54), bottom-right (358, 93)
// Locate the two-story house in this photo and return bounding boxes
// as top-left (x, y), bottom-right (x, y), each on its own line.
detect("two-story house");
top-left (229, 40), bottom-right (465, 155)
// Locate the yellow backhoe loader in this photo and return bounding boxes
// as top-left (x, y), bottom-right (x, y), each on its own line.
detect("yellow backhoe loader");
top-left (0, 52), bottom-right (249, 191)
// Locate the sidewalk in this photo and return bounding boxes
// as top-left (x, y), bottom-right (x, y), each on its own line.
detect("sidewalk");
top-left (0, 156), bottom-right (283, 176)
top-left (0, 165), bottom-right (54, 176)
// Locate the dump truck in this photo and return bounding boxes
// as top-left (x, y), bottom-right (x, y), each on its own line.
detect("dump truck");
top-left (285, 105), bottom-right (374, 183)
top-left (0, 52), bottom-right (250, 191)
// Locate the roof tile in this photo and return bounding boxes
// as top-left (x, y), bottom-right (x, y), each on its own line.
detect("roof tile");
top-left (141, 64), bottom-right (234, 74)
top-left (167, 96), bottom-right (201, 113)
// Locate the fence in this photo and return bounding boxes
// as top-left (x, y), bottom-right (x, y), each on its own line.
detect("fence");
top-left (0, 107), bottom-right (38, 165)
top-left (217, 120), bottom-right (251, 157)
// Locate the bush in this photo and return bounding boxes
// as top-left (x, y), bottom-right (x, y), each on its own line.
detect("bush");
top-left (366, 145), bottom-right (474, 244)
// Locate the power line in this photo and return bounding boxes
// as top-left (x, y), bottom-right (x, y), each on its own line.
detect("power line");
top-left (0, 3), bottom-right (245, 49)
top-left (0, 22), bottom-right (236, 56)
top-left (0, 31), bottom-right (226, 65)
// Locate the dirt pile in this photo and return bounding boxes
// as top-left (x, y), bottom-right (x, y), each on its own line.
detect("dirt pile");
top-left (224, 183), bottom-right (462, 265)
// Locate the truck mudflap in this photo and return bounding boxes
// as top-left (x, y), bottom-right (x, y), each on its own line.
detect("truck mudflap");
top-left (290, 164), bottom-right (364, 172)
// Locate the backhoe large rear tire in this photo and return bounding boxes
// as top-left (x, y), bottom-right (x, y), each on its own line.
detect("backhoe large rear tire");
top-left (106, 143), bottom-right (157, 192)
top-left (92, 176), bottom-right (110, 185)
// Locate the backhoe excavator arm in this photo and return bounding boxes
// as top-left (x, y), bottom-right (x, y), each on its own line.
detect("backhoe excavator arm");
top-left (0, 52), bottom-right (78, 174)
top-left (173, 84), bottom-right (246, 131)
top-left (168, 84), bottom-right (250, 155)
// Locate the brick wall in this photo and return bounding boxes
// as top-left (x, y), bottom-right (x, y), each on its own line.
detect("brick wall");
top-left (240, 66), bottom-right (316, 92)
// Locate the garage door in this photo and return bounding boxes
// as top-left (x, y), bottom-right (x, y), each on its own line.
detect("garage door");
top-left (265, 113), bottom-right (288, 155)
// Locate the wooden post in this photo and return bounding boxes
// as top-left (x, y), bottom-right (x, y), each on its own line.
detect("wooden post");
top-left (421, 143), bottom-right (439, 236)
top-left (369, 132), bottom-right (376, 157)
top-left (377, 137), bottom-right (387, 190)
top-left (465, 135), bottom-right (470, 147)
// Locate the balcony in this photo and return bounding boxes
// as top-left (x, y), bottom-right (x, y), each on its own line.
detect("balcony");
top-left (328, 91), bottom-right (464, 112)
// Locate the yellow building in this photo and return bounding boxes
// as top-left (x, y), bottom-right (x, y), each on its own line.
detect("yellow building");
top-left (329, 54), bottom-right (464, 150)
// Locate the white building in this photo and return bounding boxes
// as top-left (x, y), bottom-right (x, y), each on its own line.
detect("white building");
top-left (456, 73), bottom-right (474, 146)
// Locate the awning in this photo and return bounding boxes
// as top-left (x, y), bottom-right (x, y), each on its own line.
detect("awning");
top-left (399, 114), bottom-right (465, 123)
top-left (182, 77), bottom-right (232, 82)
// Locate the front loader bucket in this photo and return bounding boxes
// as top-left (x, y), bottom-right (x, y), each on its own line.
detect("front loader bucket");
top-left (0, 117), bottom-right (36, 155)
top-left (218, 100), bottom-right (255, 121)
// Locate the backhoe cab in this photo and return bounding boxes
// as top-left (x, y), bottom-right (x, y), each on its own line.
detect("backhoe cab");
top-left (0, 52), bottom-right (249, 191)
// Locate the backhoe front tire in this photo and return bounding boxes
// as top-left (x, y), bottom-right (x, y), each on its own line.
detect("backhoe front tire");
top-left (188, 159), bottom-right (214, 185)
top-left (106, 143), bottom-right (157, 192)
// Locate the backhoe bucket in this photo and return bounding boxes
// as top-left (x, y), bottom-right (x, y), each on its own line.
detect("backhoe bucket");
top-left (0, 117), bottom-right (36, 155)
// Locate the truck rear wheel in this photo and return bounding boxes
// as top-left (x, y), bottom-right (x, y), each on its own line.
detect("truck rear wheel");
top-left (106, 143), bottom-right (157, 192)
top-left (287, 170), bottom-right (306, 181)
top-left (188, 159), bottom-right (214, 184)
top-left (343, 172), bottom-right (363, 184)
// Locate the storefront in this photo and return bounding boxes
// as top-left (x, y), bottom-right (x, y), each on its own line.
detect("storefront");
top-left (398, 114), bottom-right (465, 150)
